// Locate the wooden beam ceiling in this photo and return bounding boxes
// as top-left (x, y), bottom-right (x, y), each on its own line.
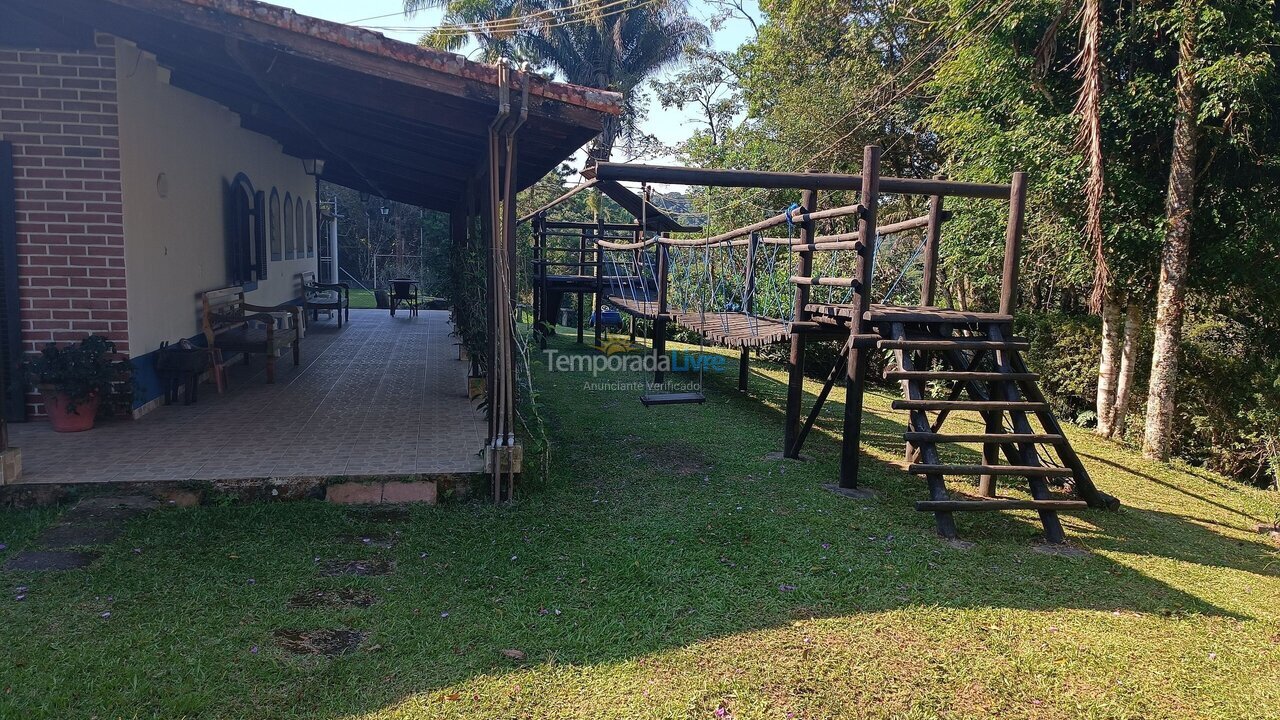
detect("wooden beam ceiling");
top-left (17, 0), bottom-right (616, 209)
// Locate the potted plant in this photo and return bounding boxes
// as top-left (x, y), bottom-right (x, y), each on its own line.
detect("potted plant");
top-left (24, 335), bottom-right (124, 432)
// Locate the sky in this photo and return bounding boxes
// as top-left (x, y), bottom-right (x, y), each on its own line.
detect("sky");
top-left (268, 0), bottom-right (760, 166)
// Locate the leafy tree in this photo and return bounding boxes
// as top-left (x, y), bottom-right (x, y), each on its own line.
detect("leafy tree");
top-left (1142, 0), bottom-right (1280, 460)
top-left (651, 48), bottom-right (743, 152)
top-left (680, 0), bottom-right (1280, 483)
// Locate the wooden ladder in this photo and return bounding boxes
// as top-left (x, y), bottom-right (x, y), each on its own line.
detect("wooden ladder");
top-left (883, 318), bottom-right (1118, 542)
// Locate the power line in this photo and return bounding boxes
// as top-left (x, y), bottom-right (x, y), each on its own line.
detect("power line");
top-left (358, 0), bottom-right (663, 38)
top-left (347, 0), bottom-right (635, 26)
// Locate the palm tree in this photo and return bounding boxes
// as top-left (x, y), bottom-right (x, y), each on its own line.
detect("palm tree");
top-left (404, 0), bottom-right (707, 161)
top-left (404, 0), bottom-right (528, 61)
top-left (522, 0), bottom-right (707, 161)
top-left (1073, 0), bottom-right (1123, 437)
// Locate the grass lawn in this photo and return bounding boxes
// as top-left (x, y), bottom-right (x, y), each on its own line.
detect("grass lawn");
top-left (344, 290), bottom-right (446, 311)
top-left (347, 289), bottom-right (377, 309)
top-left (2, 333), bottom-right (1278, 719)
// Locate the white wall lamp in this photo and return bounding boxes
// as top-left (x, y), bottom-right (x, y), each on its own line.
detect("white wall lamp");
top-left (302, 158), bottom-right (326, 177)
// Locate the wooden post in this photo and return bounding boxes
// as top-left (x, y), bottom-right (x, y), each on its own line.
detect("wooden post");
top-left (784, 187), bottom-right (819, 457)
top-left (744, 231), bottom-right (759, 315)
top-left (594, 217), bottom-right (604, 347)
top-left (653, 239), bottom-right (670, 384)
top-left (839, 145), bottom-right (881, 489)
top-left (979, 375), bottom-right (1003, 497)
top-left (630, 228), bottom-right (640, 342)
top-left (739, 232), bottom-right (759, 393)
top-left (921, 177), bottom-right (945, 307)
top-left (576, 228), bottom-right (585, 344)
top-left (999, 171), bottom-right (1027, 316)
top-left (531, 215), bottom-right (544, 323)
top-left (480, 177), bottom-right (495, 428)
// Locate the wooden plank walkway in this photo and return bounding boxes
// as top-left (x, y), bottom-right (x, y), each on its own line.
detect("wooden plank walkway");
top-left (606, 291), bottom-right (789, 348)
top-left (608, 295), bottom-right (661, 320)
top-left (680, 312), bottom-right (790, 348)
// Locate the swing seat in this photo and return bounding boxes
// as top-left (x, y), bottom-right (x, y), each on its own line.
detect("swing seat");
top-left (640, 392), bottom-right (707, 407)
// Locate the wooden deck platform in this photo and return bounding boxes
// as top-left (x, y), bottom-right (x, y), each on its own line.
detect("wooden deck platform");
top-left (806, 303), bottom-right (1014, 325)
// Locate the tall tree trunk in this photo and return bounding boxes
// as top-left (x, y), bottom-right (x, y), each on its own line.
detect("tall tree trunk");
top-left (1111, 301), bottom-right (1143, 438)
top-left (1096, 291), bottom-right (1123, 436)
top-left (1075, 0), bottom-right (1109, 312)
top-left (587, 114), bottom-right (619, 163)
top-left (1143, 0), bottom-right (1200, 460)
top-left (1077, 0), bottom-right (1121, 439)
top-left (956, 276), bottom-right (971, 311)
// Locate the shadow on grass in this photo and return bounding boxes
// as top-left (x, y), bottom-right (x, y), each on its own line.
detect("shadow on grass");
top-left (1081, 451), bottom-right (1266, 525)
top-left (2, 334), bottom-right (1276, 718)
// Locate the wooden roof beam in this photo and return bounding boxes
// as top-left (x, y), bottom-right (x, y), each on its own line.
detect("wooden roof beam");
top-left (226, 38), bottom-right (390, 199)
top-left (593, 162), bottom-right (1015, 200)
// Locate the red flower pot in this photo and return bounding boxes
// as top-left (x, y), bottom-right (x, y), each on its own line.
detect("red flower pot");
top-left (41, 389), bottom-right (101, 433)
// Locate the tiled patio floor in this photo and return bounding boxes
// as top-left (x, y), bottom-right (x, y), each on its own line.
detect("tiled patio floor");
top-left (7, 309), bottom-right (487, 484)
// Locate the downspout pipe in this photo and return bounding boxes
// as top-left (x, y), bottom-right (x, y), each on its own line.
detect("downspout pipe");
top-left (487, 62), bottom-right (513, 465)
top-left (328, 210), bottom-right (340, 284)
top-left (497, 65), bottom-right (529, 448)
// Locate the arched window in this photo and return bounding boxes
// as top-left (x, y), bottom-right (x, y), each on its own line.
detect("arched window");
top-left (269, 189), bottom-right (281, 261)
top-left (305, 201), bottom-right (315, 257)
top-left (295, 199), bottom-right (305, 258)
top-left (228, 173), bottom-right (262, 284)
top-left (283, 194), bottom-right (295, 259)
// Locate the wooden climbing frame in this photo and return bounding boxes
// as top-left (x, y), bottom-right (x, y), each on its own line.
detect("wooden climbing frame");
top-left (520, 147), bottom-right (1119, 542)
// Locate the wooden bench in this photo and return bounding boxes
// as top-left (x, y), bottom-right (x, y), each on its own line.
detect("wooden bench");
top-left (300, 271), bottom-right (349, 328)
top-left (201, 285), bottom-right (300, 385)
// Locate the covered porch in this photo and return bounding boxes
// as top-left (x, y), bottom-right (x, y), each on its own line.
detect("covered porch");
top-left (7, 310), bottom-right (484, 485)
top-left (0, 0), bottom-right (623, 496)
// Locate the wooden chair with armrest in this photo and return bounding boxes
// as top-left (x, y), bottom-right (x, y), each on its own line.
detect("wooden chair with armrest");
top-left (300, 271), bottom-right (350, 327)
top-left (201, 285), bottom-right (300, 385)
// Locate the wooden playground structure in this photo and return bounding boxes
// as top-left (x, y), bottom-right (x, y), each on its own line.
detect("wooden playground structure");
top-left (523, 146), bottom-right (1119, 542)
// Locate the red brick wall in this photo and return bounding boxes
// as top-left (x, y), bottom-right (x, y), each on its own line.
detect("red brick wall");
top-left (0, 34), bottom-right (126, 414)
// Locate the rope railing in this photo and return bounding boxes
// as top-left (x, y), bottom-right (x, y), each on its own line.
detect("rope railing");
top-left (587, 204), bottom-right (949, 327)
top-left (655, 202), bottom-right (864, 248)
top-left (537, 165), bottom-right (964, 359)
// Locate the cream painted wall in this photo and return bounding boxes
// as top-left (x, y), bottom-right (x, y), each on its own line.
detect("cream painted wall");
top-left (115, 39), bottom-right (318, 357)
